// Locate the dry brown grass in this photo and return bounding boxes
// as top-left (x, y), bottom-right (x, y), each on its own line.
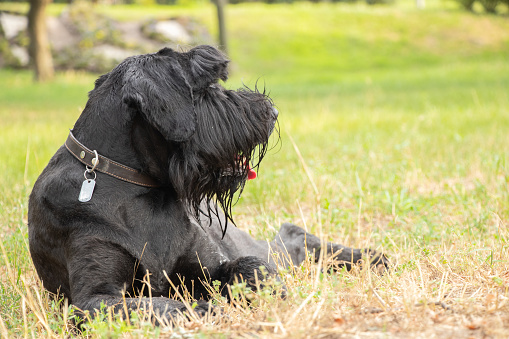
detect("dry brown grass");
top-left (2, 223), bottom-right (509, 338)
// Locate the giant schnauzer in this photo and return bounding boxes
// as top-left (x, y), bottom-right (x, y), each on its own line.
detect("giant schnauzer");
top-left (28, 45), bottom-right (387, 323)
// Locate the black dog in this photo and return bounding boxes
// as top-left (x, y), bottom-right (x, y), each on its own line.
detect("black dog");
top-left (28, 45), bottom-right (387, 323)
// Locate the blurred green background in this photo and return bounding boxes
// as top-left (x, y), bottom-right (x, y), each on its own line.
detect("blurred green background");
top-left (1, 0), bottom-right (508, 240)
top-left (1, 0), bottom-right (509, 336)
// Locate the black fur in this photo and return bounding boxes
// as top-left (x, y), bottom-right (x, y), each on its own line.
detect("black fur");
top-left (28, 45), bottom-right (388, 324)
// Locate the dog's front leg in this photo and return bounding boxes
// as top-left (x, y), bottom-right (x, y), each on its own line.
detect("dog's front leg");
top-left (216, 256), bottom-right (283, 299)
top-left (73, 295), bottom-right (211, 325)
top-left (67, 238), bottom-right (211, 324)
top-left (273, 223), bottom-right (389, 271)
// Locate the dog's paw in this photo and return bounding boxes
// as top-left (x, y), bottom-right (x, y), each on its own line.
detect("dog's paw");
top-left (192, 300), bottom-right (218, 317)
top-left (162, 299), bottom-right (217, 323)
top-left (362, 249), bottom-right (390, 273)
top-left (327, 246), bottom-right (389, 273)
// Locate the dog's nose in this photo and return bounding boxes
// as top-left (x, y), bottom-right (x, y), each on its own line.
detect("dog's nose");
top-left (272, 107), bottom-right (279, 120)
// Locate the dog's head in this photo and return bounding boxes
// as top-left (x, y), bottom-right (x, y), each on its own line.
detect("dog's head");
top-left (90, 45), bottom-right (279, 228)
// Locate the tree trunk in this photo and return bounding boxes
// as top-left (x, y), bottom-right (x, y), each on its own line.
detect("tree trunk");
top-left (215, 0), bottom-right (228, 55)
top-left (28, 0), bottom-right (54, 82)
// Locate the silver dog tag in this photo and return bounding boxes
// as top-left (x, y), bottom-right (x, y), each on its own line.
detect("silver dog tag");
top-left (79, 179), bottom-right (96, 202)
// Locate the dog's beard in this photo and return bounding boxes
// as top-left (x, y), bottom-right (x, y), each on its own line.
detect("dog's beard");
top-left (168, 143), bottom-right (269, 237)
top-left (167, 84), bottom-right (278, 236)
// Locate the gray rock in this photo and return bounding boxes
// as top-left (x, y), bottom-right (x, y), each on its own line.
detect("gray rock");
top-left (0, 12), bottom-right (27, 40)
top-left (152, 20), bottom-right (192, 44)
top-left (47, 16), bottom-right (80, 50)
top-left (116, 21), bottom-right (165, 51)
top-left (91, 45), bottom-right (137, 62)
top-left (10, 45), bottom-right (29, 66)
top-left (0, 8), bottom-right (211, 72)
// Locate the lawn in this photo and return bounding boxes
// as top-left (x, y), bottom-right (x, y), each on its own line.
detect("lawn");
top-left (1, 1), bottom-right (509, 337)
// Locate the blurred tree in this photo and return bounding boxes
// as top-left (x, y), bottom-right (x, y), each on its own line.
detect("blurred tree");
top-left (451, 0), bottom-right (507, 13)
top-left (457, 0), bottom-right (476, 11)
top-left (479, 0), bottom-right (499, 12)
top-left (214, 0), bottom-right (228, 55)
top-left (28, 0), bottom-right (54, 82)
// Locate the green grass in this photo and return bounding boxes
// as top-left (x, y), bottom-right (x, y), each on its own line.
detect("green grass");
top-left (1, 1), bottom-right (509, 337)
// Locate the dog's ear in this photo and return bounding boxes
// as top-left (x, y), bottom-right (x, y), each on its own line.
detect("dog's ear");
top-left (121, 60), bottom-right (196, 142)
top-left (94, 73), bottom-right (110, 90)
top-left (88, 73), bottom-right (110, 97)
top-left (187, 45), bottom-right (229, 90)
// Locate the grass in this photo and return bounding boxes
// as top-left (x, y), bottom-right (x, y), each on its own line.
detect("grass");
top-left (1, 0), bottom-right (509, 337)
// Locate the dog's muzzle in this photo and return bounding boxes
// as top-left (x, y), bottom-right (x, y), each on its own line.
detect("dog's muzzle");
top-left (220, 107), bottom-right (278, 181)
top-left (268, 107), bottom-right (279, 135)
top-left (220, 156), bottom-right (257, 180)
top-left (272, 107), bottom-right (279, 120)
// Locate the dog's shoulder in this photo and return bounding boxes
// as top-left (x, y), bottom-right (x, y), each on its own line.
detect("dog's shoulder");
top-left (30, 147), bottom-right (80, 202)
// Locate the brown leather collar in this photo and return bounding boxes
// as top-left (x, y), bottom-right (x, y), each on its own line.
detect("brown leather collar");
top-left (65, 131), bottom-right (160, 188)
